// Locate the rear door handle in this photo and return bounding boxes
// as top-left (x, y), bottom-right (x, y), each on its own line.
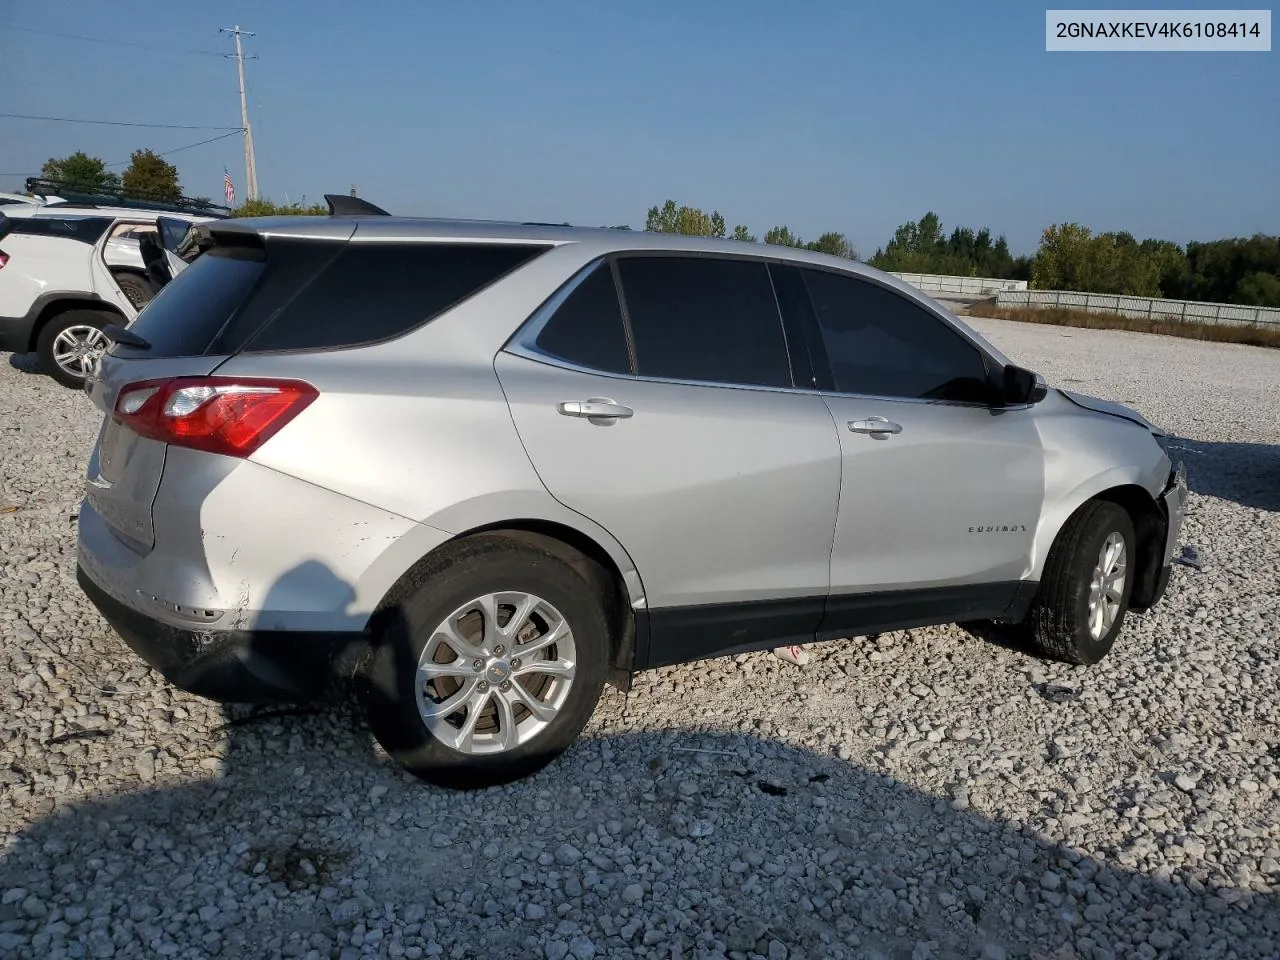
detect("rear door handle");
top-left (849, 417), bottom-right (902, 436)
top-left (557, 398), bottom-right (634, 420)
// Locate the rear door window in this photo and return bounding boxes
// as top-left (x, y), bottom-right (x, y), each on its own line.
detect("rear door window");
top-left (532, 263), bottom-right (631, 374)
top-left (615, 255), bottom-right (792, 389)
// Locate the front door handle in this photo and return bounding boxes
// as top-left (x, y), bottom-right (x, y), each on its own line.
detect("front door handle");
top-left (558, 398), bottom-right (634, 420)
top-left (849, 417), bottom-right (902, 437)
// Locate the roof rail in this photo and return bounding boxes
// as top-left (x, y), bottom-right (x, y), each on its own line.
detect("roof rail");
top-left (324, 194), bottom-right (390, 216)
top-left (22, 177), bottom-right (231, 217)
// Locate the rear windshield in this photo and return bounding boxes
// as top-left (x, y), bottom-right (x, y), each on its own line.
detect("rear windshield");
top-left (114, 247), bottom-right (269, 358)
top-left (115, 238), bottom-right (548, 359)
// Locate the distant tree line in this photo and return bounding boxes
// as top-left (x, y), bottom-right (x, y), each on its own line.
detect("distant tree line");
top-left (25, 160), bottom-right (1280, 308)
top-left (644, 201), bottom-right (1280, 308)
top-left (1032, 223), bottom-right (1280, 307)
top-left (644, 199), bottom-right (857, 259)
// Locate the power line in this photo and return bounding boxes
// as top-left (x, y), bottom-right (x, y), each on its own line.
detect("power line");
top-left (0, 113), bottom-right (242, 131)
top-left (105, 130), bottom-right (244, 167)
top-left (1, 24), bottom-right (224, 57)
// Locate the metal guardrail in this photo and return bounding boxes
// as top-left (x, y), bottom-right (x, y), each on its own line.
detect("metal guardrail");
top-left (994, 289), bottom-right (1280, 329)
top-left (889, 273), bottom-right (1028, 297)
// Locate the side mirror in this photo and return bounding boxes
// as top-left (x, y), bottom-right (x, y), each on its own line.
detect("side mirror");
top-left (1002, 364), bottom-right (1048, 405)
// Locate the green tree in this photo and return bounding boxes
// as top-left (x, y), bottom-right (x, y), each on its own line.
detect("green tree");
top-left (1183, 235), bottom-right (1280, 303)
top-left (1139, 239), bottom-right (1189, 298)
top-left (805, 231), bottom-right (857, 259)
top-left (764, 225), bottom-right (803, 248)
top-left (231, 198), bottom-right (327, 217)
top-left (644, 199), bottom-right (725, 237)
top-left (1031, 223), bottom-right (1094, 290)
top-left (40, 151), bottom-right (120, 192)
top-left (120, 149), bottom-right (181, 202)
top-left (870, 213), bottom-right (1018, 276)
top-left (730, 224), bottom-right (756, 242)
top-left (1237, 271), bottom-right (1280, 307)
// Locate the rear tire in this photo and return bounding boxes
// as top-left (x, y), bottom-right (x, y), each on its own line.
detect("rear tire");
top-left (112, 270), bottom-right (155, 309)
top-left (359, 535), bottom-right (610, 789)
top-left (1026, 500), bottom-right (1136, 665)
top-left (36, 310), bottom-right (113, 389)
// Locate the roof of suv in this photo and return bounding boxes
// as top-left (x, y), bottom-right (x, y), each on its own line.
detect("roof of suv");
top-left (214, 215), bottom-right (877, 272)
top-left (3, 204), bottom-right (214, 223)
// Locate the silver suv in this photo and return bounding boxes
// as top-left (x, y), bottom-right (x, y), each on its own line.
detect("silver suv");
top-left (75, 213), bottom-right (1188, 788)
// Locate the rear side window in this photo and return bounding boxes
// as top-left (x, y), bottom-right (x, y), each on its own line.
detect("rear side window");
top-left (615, 256), bottom-right (792, 388)
top-left (244, 243), bottom-right (546, 353)
top-left (533, 263), bottom-right (630, 374)
top-left (801, 269), bottom-right (992, 403)
top-left (115, 247), bottom-right (268, 358)
top-left (8, 216), bottom-right (114, 244)
top-left (116, 239), bottom-right (546, 358)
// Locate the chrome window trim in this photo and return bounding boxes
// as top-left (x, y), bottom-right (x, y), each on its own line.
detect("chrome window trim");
top-left (503, 255), bottom-right (1021, 410)
top-left (505, 341), bottom-right (1015, 409)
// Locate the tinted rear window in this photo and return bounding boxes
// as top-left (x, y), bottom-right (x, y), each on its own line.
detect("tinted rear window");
top-left (245, 242), bottom-right (545, 352)
top-left (9, 216), bottom-right (114, 244)
top-left (115, 247), bottom-right (267, 358)
top-left (116, 239), bottom-right (546, 359)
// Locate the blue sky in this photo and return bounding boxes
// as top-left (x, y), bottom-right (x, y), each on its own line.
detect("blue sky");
top-left (1, 1), bottom-right (1276, 254)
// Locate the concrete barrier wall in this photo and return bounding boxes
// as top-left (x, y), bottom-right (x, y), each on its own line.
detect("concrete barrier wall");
top-left (995, 289), bottom-right (1280, 329)
top-left (889, 273), bottom-right (1029, 296)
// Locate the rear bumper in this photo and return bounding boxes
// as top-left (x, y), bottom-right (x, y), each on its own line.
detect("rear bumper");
top-left (78, 564), bottom-right (369, 703)
top-left (0, 313), bottom-right (34, 353)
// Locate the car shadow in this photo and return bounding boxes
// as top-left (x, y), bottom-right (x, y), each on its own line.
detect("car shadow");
top-left (6, 352), bottom-right (43, 375)
top-left (1166, 436), bottom-right (1279, 513)
top-left (5, 564), bottom-right (1280, 959)
top-left (3, 715), bottom-right (1278, 959)
top-left (10, 549), bottom-right (1277, 959)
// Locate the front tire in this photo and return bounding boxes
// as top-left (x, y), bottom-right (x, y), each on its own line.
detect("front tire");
top-left (1027, 500), bottom-right (1136, 665)
top-left (359, 535), bottom-right (610, 789)
top-left (36, 310), bottom-right (113, 389)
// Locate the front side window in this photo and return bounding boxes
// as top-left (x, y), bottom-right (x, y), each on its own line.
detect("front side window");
top-left (615, 256), bottom-right (792, 388)
top-left (801, 269), bottom-right (992, 403)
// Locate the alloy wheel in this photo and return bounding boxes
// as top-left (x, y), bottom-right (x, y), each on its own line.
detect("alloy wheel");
top-left (1087, 531), bottom-right (1127, 640)
top-left (51, 325), bottom-right (108, 379)
top-left (414, 592), bottom-right (577, 755)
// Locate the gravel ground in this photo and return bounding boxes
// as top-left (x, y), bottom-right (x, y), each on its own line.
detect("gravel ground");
top-left (1, 322), bottom-right (1278, 960)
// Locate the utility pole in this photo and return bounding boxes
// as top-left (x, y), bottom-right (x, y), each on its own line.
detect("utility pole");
top-left (221, 25), bottom-right (259, 201)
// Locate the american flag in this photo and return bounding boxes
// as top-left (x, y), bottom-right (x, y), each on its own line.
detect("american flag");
top-left (223, 171), bottom-right (235, 206)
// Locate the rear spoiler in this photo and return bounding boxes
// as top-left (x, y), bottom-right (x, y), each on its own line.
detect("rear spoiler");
top-left (324, 194), bottom-right (390, 216)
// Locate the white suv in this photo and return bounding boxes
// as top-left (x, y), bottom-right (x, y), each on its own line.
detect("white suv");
top-left (0, 206), bottom-right (212, 387)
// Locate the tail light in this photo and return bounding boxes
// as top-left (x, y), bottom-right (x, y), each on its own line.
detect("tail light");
top-left (0, 250), bottom-right (9, 269)
top-left (113, 377), bottom-right (318, 458)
